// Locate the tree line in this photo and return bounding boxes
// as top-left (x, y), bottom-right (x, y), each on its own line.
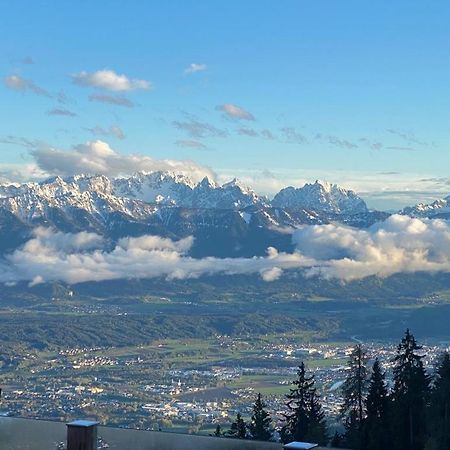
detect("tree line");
top-left (213, 329), bottom-right (450, 450)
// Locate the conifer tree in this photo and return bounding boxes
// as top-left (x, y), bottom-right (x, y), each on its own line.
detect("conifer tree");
top-left (248, 393), bottom-right (273, 441)
top-left (331, 430), bottom-right (344, 448)
top-left (391, 329), bottom-right (430, 450)
top-left (364, 358), bottom-right (389, 450)
top-left (228, 412), bottom-right (247, 439)
top-left (280, 362), bottom-right (328, 444)
top-left (340, 344), bottom-right (368, 449)
top-left (427, 352), bottom-right (450, 449)
top-left (305, 388), bottom-right (328, 445)
top-left (280, 362), bottom-right (314, 443)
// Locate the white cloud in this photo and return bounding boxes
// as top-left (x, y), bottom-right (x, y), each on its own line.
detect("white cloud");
top-left (0, 163), bottom-right (48, 184)
top-left (292, 215), bottom-right (450, 280)
top-left (72, 70), bottom-right (151, 91)
top-left (4, 216), bottom-right (450, 285)
top-left (261, 267), bottom-right (283, 281)
top-left (0, 230), bottom-right (311, 285)
top-left (184, 63), bottom-right (207, 74)
top-left (4, 74), bottom-right (52, 97)
top-left (31, 140), bottom-right (215, 182)
top-left (216, 104), bottom-right (255, 121)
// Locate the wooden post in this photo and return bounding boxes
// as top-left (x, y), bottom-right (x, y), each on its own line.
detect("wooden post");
top-left (67, 420), bottom-right (99, 450)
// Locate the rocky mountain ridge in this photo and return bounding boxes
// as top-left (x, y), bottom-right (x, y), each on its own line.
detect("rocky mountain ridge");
top-left (0, 171), bottom-right (430, 257)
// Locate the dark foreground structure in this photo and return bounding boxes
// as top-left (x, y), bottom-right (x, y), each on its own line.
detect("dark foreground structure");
top-left (0, 417), bottom-right (343, 450)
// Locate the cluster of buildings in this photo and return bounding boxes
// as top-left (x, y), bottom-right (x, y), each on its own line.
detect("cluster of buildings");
top-left (0, 338), bottom-right (448, 431)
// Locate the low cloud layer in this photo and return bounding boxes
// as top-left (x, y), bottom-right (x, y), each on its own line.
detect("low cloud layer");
top-left (3, 215), bottom-right (450, 286)
top-left (31, 140), bottom-right (215, 182)
top-left (293, 214), bottom-right (450, 280)
top-left (0, 228), bottom-right (312, 286)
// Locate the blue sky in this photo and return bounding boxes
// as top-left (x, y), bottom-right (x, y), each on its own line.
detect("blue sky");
top-left (1, 0), bottom-right (450, 209)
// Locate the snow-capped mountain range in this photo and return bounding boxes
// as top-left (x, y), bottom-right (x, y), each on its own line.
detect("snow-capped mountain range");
top-left (0, 170), bottom-right (444, 257)
top-left (0, 172), bottom-right (367, 216)
top-left (401, 196), bottom-right (450, 218)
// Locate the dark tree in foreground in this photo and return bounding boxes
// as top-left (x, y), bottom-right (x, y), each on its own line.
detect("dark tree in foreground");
top-left (248, 393), bottom-right (273, 441)
top-left (426, 352), bottom-right (450, 449)
top-left (331, 430), bottom-right (344, 448)
top-left (228, 412), bottom-right (247, 439)
top-left (305, 388), bottom-right (328, 445)
top-left (213, 424), bottom-right (222, 437)
top-left (280, 362), bottom-right (314, 443)
top-left (363, 358), bottom-right (389, 450)
top-left (391, 329), bottom-right (430, 450)
top-left (341, 344), bottom-right (368, 450)
top-left (280, 362), bottom-right (328, 445)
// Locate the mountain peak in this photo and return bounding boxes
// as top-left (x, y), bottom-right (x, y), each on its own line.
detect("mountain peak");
top-left (198, 176), bottom-right (217, 189)
top-left (401, 197), bottom-right (450, 218)
top-left (272, 180), bottom-right (367, 214)
top-left (222, 178), bottom-right (252, 193)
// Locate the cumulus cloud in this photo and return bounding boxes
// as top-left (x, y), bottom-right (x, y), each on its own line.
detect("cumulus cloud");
top-left (184, 63), bottom-right (207, 74)
top-left (86, 125), bottom-right (126, 140)
top-left (0, 230), bottom-right (311, 286)
top-left (31, 140), bottom-right (215, 182)
top-left (89, 93), bottom-right (135, 107)
top-left (261, 267), bottom-right (283, 282)
top-left (4, 216), bottom-right (450, 285)
top-left (72, 69), bottom-right (151, 91)
top-left (47, 108), bottom-right (77, 117)
top-left (216, 103), bottom-right (255, 121)
top-left (292, 215), bottom-right (450, 280)
top-left (4, 74), bottom-right (52, 98)
top-left (0, 163), bottom-right (48, 184)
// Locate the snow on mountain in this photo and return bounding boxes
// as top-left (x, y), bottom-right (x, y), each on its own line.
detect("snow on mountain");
top-left (112, 172), bottom-right (265, 209)
top-left (272, 180), bottom-right (368, 214)
top-left (191, 177), bottom-right (266, 209)
top-left (0, 173), bottom-right (374, 224)
top-left (0, 174), bottom-right (155, 223)
top-left (401, 196), bottom-right (450, 218)
top-left (0, 172), bottom-right (389, 257)
top-left (113, 171), bottom-right (195, 206)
